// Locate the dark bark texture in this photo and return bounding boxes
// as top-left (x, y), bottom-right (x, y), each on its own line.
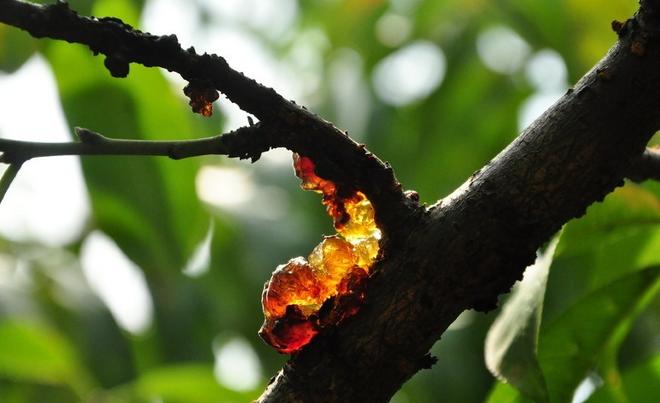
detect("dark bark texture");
top-left (1, 1), bottom-right (660, 402)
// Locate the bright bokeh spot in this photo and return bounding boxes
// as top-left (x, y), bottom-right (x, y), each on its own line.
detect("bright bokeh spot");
top-left (284, 28), bottom-right (328, 102)
top-left (389, 0), bottom-right (421, 13)
top-left (328, 49), bottom-right (369, 139)
top-left (572, 373), bottom-right (603, 403)
top-left (525, 49), bottom-right (568, 92)
top-left (375, 13), bottom-right (412, 47)
top-left (477, 26), bottom-right (530, 74)
top-left (80, 231), bottom-right (153, 335)
top-left (372, 40), bottom-right (446, 106)
top-left (0, 55), bottom-right (90, 246)
top-left (196, 165), bottom-right (255, 208)
top-left (182, 222), bottom-right (214, 278)
top-left (518, 49), bottom-right (568, 131)
top-left (141, 0), bottom-right (200, 49)
top-left (196, 163), bottom-right (290, 220)
top-left (213, 336), bottom-right (262, 391)
top-left (199, 0), bottom-right (298, 39)
top-left (517, 92), bottom-right (565, 131)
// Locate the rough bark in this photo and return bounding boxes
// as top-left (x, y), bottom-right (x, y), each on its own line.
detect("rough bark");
top-left (1, 1), bottom-right (659, 402)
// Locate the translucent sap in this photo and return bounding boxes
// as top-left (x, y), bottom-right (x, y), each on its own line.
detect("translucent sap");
top-left (259, 155), bottom-right (381, 354)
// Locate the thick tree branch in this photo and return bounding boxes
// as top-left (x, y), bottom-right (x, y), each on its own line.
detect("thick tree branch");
top-left (627, 147), bottom-right (660, 182)
top-left (257, 6), bottom-right (660, 403)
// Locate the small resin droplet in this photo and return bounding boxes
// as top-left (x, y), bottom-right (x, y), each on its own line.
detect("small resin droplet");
top-left (183, 81), bottom-right (219, 117)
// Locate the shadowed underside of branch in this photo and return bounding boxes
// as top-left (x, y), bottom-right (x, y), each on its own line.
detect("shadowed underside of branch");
top-left (1, 1), bottom-right (660, 402)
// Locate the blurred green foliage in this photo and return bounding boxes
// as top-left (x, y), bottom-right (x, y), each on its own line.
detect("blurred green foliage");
top-left (0, 0), bottom-right (658, 402)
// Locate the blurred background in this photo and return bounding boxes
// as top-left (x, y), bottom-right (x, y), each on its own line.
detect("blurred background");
top-left (0, 0), bottom-right (658, 402)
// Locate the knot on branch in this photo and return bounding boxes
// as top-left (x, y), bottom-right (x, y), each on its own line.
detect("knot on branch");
top-left (154, 33), bottom-right (181, 54)
top-left (27, 0), bottom-right (77, 38)
top-left (634, 2), bottom-right (660, 43)
top-left (104, 52), bottom-right (130, 77)
top-left (51, 1), bottom-right (76, 18)
top-left (75, 127), bottom-right (106, 144)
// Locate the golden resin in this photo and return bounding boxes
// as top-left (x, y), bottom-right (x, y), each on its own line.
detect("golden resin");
top-left (259, 154), bottom-right (381, 354)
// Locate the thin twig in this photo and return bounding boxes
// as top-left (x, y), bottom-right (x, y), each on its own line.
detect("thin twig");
top-left (0, 125), bottom-right (277, 164)
top-left (0, 163), bottom-right (22, 205)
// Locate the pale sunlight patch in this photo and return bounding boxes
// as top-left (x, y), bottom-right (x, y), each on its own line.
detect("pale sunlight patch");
top-left (199, 0), bottom-right (298, 39)
top-left (375, 13), bottom-right (412, 47)
top-left (372, 40), bottom-right (446, 106)
top-left (525, 49), bottom-right (568, 92)
top-left (572, 373), bottom-right (603, 403)
top-left (518, 49), bottom-right (568, 131)
top-left (213, 336), bottom-right (262, 391)
top-left (196, 165), bottom-right (255, 208)
top-left (0, 55), bottom-right (90, 246)
top-left (477, 26), bottom-right (530, 74)
top-left (80, 231), bottom-right (153, 334)
top-left (329, 49), bottom-right (370, 139)
top-left (517, 91), bottom-right (565, 131)
top-left (182, 222), bottom-right (214, 278)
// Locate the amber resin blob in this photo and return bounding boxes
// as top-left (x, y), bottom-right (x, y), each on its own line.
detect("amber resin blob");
top-left (259, 154), bottom-right (381, 354)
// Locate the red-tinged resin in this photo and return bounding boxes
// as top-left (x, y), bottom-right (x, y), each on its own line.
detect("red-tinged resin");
top-left (259, 154), bottom-right (381, 354)
top-left (293, 154), bottom-right (351, 228)
top-left (183, 82), bottom-right (219, 117)
top-left (262, 257), bottom-right (326, 318)
top-left (259, 306), bottom-right (319, 354)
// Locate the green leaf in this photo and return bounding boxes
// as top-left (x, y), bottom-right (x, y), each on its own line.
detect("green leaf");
top-left (589, 353), bottom-right (660, 403)
top-left (485, 237), bottom-right (558, 402)
top-left (486, 381), bottom-right (532, 403)
top-left (557, 185), bottom-right (660, 261)
top-left (108, 364), bottom-right (260, 403)
top-left (0, 25), bottom-right (38, 73)
top-left (0, 320), bottom-right (92, 396)
top-left (548, 185), bottom-right (660, 321)
top-left (538, 266), bottom-right (660, 403)
top-left (93, 0), bottom-right (140, 28)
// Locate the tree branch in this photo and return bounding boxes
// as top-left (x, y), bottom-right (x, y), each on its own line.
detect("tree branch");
top-left (257, 6), bottom-right (660, 403)
top-left (626, 147), bottom-right (660, 182)
top-left (0, 125), bottom-right (275, 164)
top-left (0, 0), bottom-right (282, 121)
top-left (3, 2), bottom-right (660, 403)
top-left (0, 162), bottom-right (22, 205)
top-left (0, 0), bottom-right (409, 231)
